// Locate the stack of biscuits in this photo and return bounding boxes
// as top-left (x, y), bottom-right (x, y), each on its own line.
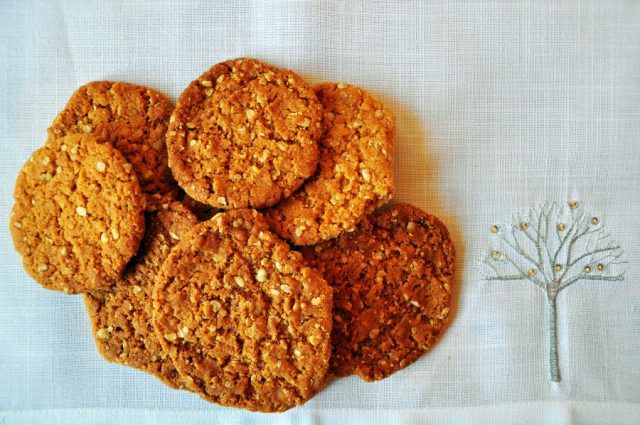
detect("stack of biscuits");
top-left (10, 58), bottom-right (455, 412)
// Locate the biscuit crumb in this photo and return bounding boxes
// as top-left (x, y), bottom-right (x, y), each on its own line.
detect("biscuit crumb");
top-left (307, 334), bottom-right (321, 346)
top-left (256, 268), bottom-right (268, 282)
top-left (280, 284), bottom-right (292, 294)
top-left (97, 328), bottom-right (110, 339)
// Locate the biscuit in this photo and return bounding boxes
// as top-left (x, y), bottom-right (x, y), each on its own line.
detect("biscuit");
top-left (48, 81), bottom-right (177, 197)
top-left (266, 82), bottom-right (395, 245)
top-left (166, 58), bottom-right (322, 209)
top-left (84, 201), bottom-right (198, 388)
top-left (153, 209), bottom-right (332, 412)
top-left (301, 203), bottom-right (454, 381)
top-left (10, 134), bottom-right (145, 294)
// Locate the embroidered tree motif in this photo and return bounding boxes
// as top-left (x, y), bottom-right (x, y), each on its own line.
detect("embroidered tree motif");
top-left (480, 201), bottom-right (625, 382)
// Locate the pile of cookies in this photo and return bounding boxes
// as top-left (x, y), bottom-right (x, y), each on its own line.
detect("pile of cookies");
top-left (10, 58), bottom-right (455, 412)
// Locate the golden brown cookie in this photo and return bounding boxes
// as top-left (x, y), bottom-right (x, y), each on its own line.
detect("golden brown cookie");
top-left (10, 134), bottom-right (145, 294)
top-left (266, 82), bottom-right (395, 246)
top-left (166, 58), bottom-right (322, 209)
top-left (84, 201), bottom-right (198, 388)
top-left (48, 81), bottom-right (177, 197)
top-left (153, 209), bottom-right (332, 412)
top-left (301, 203), bottom-right (454, 381)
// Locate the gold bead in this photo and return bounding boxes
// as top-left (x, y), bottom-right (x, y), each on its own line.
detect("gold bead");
top-left (520, 222), bottom-right (528, 231)
top-left (557, 223), bottom-right (565, 231)
top-left (554, 264), bottom-right (562, 271)
top-left (591, 217), bottom-right (599, 225)
top-left (491, 225), bottom-right (499, 233)
top-left (569, 201), bottom-right (578, 209)
top-left (597, 264), bottom-right (604, 271)
top-left (584, 265), bottom-right (591, 273)
top-left (492, 251), bottom-right (501, 259)
top-left (527, 269), bottom-right (536, 276)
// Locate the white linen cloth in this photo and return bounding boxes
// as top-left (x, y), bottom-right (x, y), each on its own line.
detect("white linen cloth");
top-left (0, 1), bottom-right (638, 424)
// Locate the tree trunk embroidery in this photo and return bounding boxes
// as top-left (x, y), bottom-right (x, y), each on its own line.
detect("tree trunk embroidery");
top-left (547, 295), bottom-right (559, 382)
top-left (481, 201), bottom-right (625, 382)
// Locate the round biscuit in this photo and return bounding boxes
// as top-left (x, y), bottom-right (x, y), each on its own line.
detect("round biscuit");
top-left (267, 82), bottom-right (395, 245)
top-left (166, 58), bottom-right (322, 209)
top-left (301, 203), bottom-right (454, 381)
top-left (48, 81), bottom-right (177, 197)
top-left (11, 134), bottom-right (145, 293)
top-left (84, 201), bottom-right (198, 388)
top-left (153, 209), bottom-right (332, 412)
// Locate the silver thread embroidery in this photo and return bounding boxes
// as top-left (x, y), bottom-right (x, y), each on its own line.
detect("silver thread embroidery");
top-left (480, 201), bottom-right (626, 382)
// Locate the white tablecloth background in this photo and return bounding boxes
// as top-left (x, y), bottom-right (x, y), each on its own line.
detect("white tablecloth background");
top-left (1, 1), bottom-right (639, 424)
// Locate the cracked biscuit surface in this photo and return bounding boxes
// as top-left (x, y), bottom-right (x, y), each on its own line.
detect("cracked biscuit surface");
top-left (10, 134), bottom-right (145, 294)
top-left (153, 209), bottom-right (332, 412)
top-left (48, 81), bottom-right (177, 197)
top-left (84, 201), bottom-right (198, 388)
top-left (301, 203), bottom-right (454, 381)
top-left (166, 58), bottom-right (322, 209)
top-left (266, 82), bottom-right (395, 245)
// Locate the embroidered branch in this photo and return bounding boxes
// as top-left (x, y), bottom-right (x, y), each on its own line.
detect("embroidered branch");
top-left (480, 201), bottom-right (626, 382)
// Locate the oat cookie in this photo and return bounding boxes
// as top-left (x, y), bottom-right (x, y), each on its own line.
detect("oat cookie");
top-left (301, 203), bottom-right (454, 381)
top-left (166, 58), bottom-right (322, 209)
top-left (10, 134), bottom-right (145, 294)
top-left (153, 209), bottom-right (332, 412)
top-left (48, 81), bottom-right (176, 197)
top-left (84, 201), bottom-right (198, 388)
top-left (266, 82), bottom-right (395, 245)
